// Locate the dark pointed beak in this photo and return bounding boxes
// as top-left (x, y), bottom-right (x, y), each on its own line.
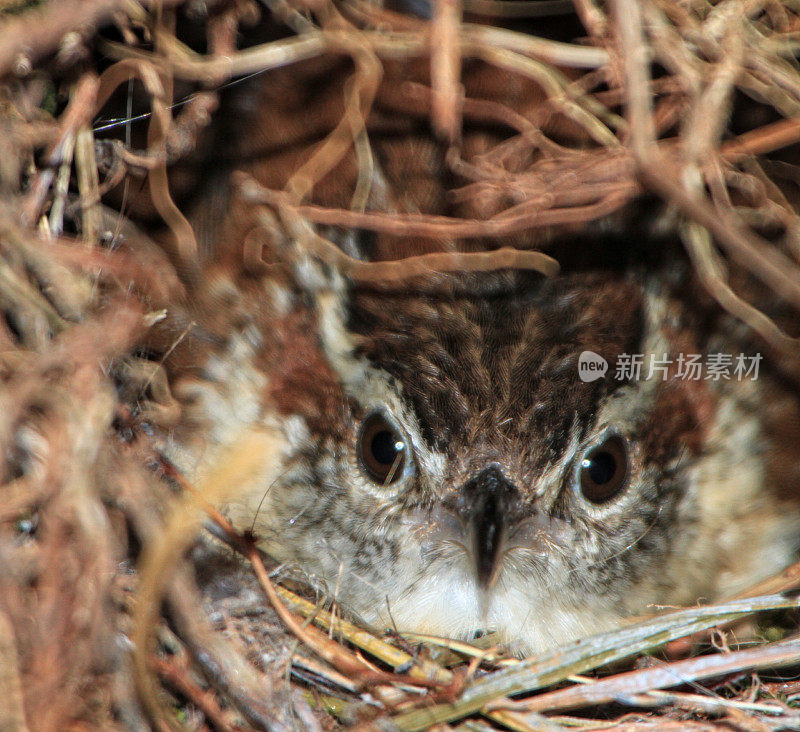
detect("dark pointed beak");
top-left (458, 465), bottom-right (521, 587)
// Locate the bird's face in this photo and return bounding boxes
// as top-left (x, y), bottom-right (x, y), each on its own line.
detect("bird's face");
top-left (205, 266), bottom-right (795, 654)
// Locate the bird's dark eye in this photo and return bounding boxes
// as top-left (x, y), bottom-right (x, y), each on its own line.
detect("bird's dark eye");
top-left (578, 434), bottom-right (629, 504)
top-left (357, 412), bottom-right (407, 485)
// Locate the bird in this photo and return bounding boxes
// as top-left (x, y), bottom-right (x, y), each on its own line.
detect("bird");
top-left (150, 190), bottom-right (800, 656)
top-left (139, 43), bottom-right (800, 657)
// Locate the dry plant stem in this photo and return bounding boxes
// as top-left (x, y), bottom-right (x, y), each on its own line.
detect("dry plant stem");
top-left (311, 7), bottom-right (380, 214)
top-left (749, 50), bottom-right (800, 107)
top-left (100, 33), bottom-right (329, 83)
top-left (0, 0), bottom-right (122, 78)
top-left (283, 24), bottom-right (381, 204)
top-left (613, 0), bottom-right (800, 348)
top-left (397, 632), bottom-right (514, 669)
top-left (75, 122), bottom-right (101, 244)
top-left (348, 0), bottom-right (609, 67)
top-left (0, 258), bottom-right (65, 346)
top-left (492, 639), bottom-right (800, 714)
top-left (571, 0), bottom-right (608, 43)
top-left (610, 0), bottom-right (655, 159)
top-left (681, 222), bottom-right (800, 351)
top-left (456, 93), bottom-right (571, 155)
top-left (151, 656), bottom-right (242, 732)
top-left (681, 29), bottom-right (743, 162)
top-left (0, 290), bottom-right (112, 435)
top-left (640, 2), bottom-right (701, 93)
top-left (645, 159), bottom-right (800, 313)
top-left (205, 505), bottom-right (455, 694)
top-left (95, 59), bottom-right (199, 274)
top-left (165, 567), bottom-right (285, 731)
top-left (345, 73), bottom-right (376, 213)
top-left (343, 0), bottom-right (425, 32)
top-left (463, 0), bottom-right (574, 18)
top-left (631, 689), bottom-right (788, 717)
top-left (21, 73), bottom-right (99, 227)
top-left (263, 208), bottom-right (563, 280)
top-left (388, 594), bottom-right (800, 730)
top-left (260, 0), bottom-right (314, 34)
top-left (292, 652), bottom-right (359, 694)
top-left (48, 133), bottom-right (75, 237)
top-left (165, 92), bottom-right (218, 163)
top-left (101, 22), bottom-right (608, 85)
top-left (246, 540), bottom-right (453, 693)
top-left (473, 45), bottom-right (620, 146)
top-left (238, 171), bottom-right (620, 256)
top-left (44, 236), bottom-right (178, 305)
top-left (0, 303), bottom-right (143, 729)
top-left (740, 69), bottom-right (800, 119)
top-left (277, 586), bottom-right (454, 685)
top-left (483, 708), bottom-right (564, 732)
top-left (430, 0), bottom-right (463, 144)
top-left (460, 23), bottom-right (607, 68)
top-left (720, 115), bottom-right (800, 160)
top-left (206, 0), bottom-right (241, 58)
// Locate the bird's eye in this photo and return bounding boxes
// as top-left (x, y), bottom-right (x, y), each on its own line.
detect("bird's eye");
top-left (578, 434), bottom-right (629, 504)
top-left (357, 412), bottom-right (407, 486)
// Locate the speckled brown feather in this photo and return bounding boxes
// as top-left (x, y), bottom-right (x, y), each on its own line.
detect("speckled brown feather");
top-left (346, 272), bottom-right (645, 459)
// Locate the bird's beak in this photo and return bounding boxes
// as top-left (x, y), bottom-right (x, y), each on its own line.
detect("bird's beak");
top-left (458, 465), bottom-right (522, 588)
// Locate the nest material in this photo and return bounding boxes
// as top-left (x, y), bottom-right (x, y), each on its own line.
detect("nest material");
top-left (0, 0), bottom-right (800, 730)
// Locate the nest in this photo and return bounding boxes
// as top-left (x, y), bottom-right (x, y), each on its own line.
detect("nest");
top-left (1, 0), bottom-right (800, 729)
